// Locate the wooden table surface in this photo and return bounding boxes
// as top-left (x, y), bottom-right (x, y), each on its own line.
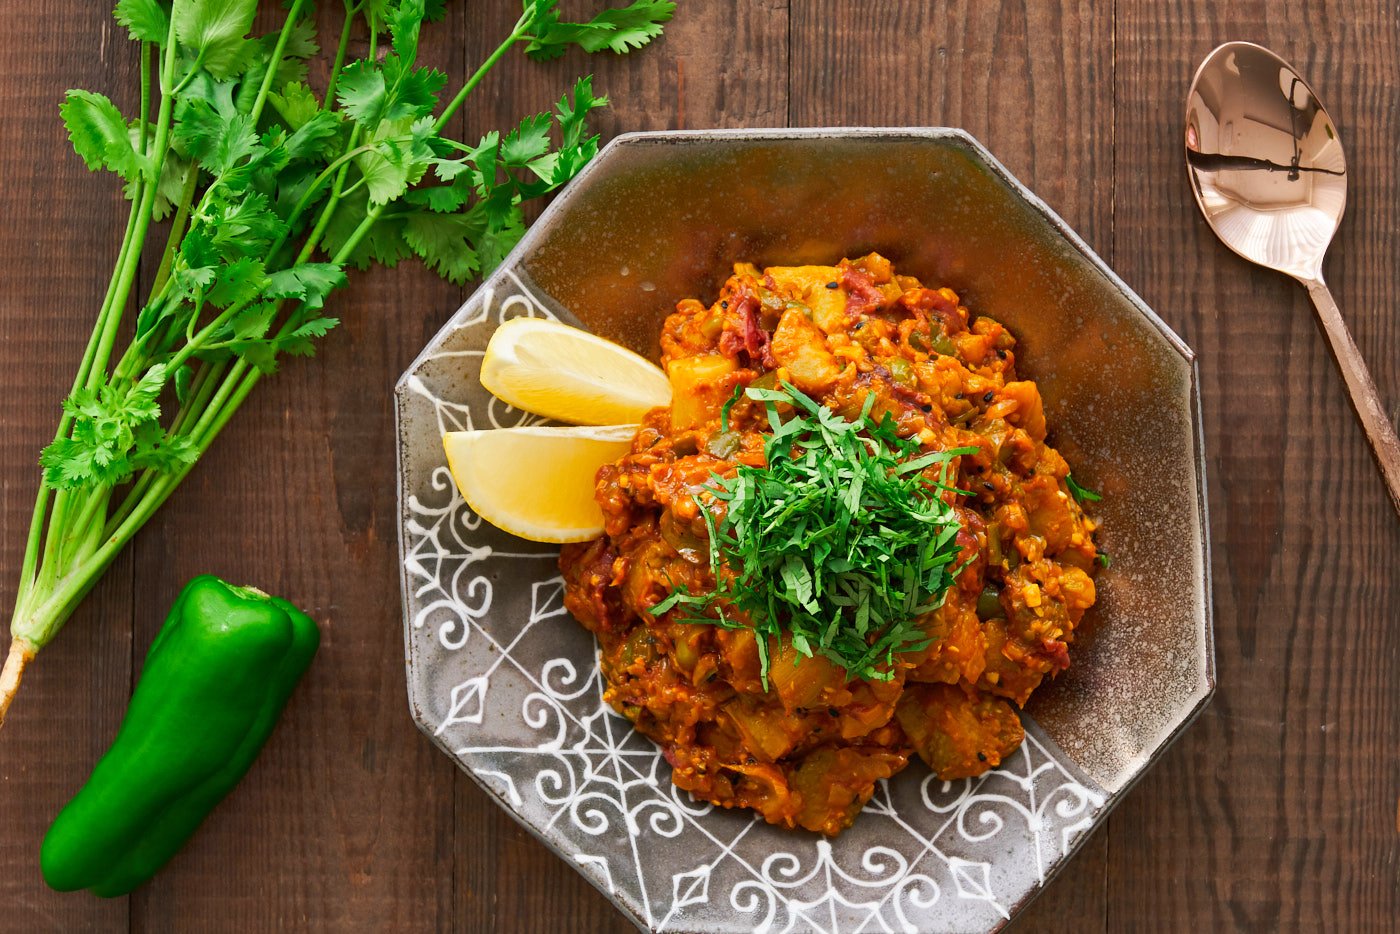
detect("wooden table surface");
top-left (2, 2), bottom-right (1397, 931)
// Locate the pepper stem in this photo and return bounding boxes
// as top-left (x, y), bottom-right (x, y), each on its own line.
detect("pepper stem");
top-left (0, 638), bottom-right (35, 730)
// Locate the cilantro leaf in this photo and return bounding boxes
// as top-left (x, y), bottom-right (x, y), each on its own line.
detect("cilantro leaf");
top-left (206, 256), bottom-right (267, 308)
top-left (389, 0), bottom-right (426, 65)
top-left (527, 76), bottom-right (606, 185)
top-left (229, 301), bottom-right (279, 340)
top-left (208, 191), bottom-right (287, 257)
top-left (525, 0), bottom-right (675, 61)
top-left (264, 263), bottom-right (348, 310)
top-left (282, 111), bottom-right (343, 162)
top-left (267, 81), bottom-right (322, 130)
top-left (402, 211), bottom-right (481, 284)
top-left (403, 180), bottom-right (471, 213)
top-left (579, 0), bottom-right (675, 53)
top-left (115, 0), bottom-right (171, 43)
top-left (288, 316), bottom-right (339, 340)
top-left (130, 422), bottom-right (199, 475)
top-left (172, 98), bottom-right (262, 174)
top-left (556, 75), bottom-right (607, 152)
top-left (337, 55), bottom-right (445, 130)
top-left (205, 112), bottom-right (260, 173)
top-left (40, 365), bottom-right (178, 489)
top-left (1066, 474), bottom-right (1103, 503)
top-left (61, 90), bottom-right (149, 183)
top-left (335, 60), bottom-right (388, 127)
top-left (499, 112), bottom-right (552, 166)
top-left (473, 204), bottom-right (526, 272)
top-left (354, 146), bottom-right (414, 205)
top-left (280, 316), bottom-right (340, 357)
top-left (173, 0), bottom-right (259, 78)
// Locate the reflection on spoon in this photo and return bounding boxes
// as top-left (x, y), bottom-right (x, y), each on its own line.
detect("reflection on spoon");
top-left (1184, 149), bottom-right (1346, 179)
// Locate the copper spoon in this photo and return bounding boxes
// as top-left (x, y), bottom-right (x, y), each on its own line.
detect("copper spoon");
top-left (1186, 41), bottom-right (1400, 516)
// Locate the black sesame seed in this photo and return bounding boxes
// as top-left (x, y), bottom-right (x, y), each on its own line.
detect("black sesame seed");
top-left (955, 393), bottom-right (964, 400)
top-left (825, 281), bottom-right (839, 289)
top-left (827, 707), bottom-right (840, 718)
top-left (982, 481), bottom-right (995, 491)
top-left (720, 300), bottom-right (728, 309)
top-left (982, 391), bottom-right (994, 403)
top-left (854, 321), bottom-right (865, 331)
top-left (996, 349), bottom-right (1007, 360)
top-left (920, 404), bottom-right (933, 413)
top-left (977, 752), bottom-right (987, 762)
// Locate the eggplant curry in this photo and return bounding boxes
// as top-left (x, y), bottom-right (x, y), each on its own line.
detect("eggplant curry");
top-left (560, 255), bottom-right (1099, 836)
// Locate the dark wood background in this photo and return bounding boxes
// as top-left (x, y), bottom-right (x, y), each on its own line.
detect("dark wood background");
top-left (2, 1), bottom-right (1397, 931)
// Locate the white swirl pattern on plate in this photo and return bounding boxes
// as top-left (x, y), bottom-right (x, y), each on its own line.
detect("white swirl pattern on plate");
top-left (399, 272), bottom-right (1107, 933)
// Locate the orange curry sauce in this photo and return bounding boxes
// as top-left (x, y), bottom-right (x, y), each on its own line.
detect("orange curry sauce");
top-left (560, 255), bottom-right (1099, 836)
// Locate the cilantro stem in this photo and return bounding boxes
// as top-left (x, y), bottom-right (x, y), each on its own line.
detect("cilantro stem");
top-left (250, 0), bottom-right (310, 126)
top-left (165, 297), bottom-right (256, 372)
top-left (23, 22), bottom-right (181, 618)
top-left (58, 488), bottom-right (110, 568)
top-left (85, 21), bottom-right (180, 395)
top-left (323, 8), bottom-right (357, 107)
top-left (299, 154), bottom-right (355, 261)
top-left (138, 42), bottom-right (151, 154)
top-left (434, 12), bottom-right (534, 133)
top-left (102, 474), bottom-right (155, 543)
top-left (150, 162), bottom-right (200, 299)
top-left (17, 138), bottom-right (152, 610)
top-left (170, 365), bottom-right (221, 438)
top-left (271, 143), bottom-right (378, 250)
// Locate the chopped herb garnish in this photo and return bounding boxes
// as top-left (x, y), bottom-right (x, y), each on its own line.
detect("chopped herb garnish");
top-left (718, 382), bottom-right (744, 433)
top-left (651, 382), bottom-right (976, 686)
top-left (1096, 551), bottom-right (1112, 568)
top-left (1066, 474), bottom-right (1103, 503)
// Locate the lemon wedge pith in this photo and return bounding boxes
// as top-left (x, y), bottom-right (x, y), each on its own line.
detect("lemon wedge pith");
top-left (480, 317), bottom-right (670, 425)
top-left (443, 425), bottom-right (637, 543)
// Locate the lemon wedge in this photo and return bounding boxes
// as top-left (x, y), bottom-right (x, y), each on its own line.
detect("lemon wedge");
top-left (443, 424), bottom-right (637, 543)
top-left (480, 317), bottom-right (670, 425)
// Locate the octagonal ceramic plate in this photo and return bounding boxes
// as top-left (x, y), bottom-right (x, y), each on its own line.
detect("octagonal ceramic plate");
top-left (396, 128), bottom-right (1214, 933)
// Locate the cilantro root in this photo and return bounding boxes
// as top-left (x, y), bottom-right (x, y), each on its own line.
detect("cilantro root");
top-left (1, 0), bottom-right (673, 725)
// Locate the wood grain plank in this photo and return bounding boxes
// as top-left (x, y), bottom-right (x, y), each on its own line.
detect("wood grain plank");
top-left (0, 3), bottom-right (140, 931)
top-left (1111, 1), bottom-right (1400, 929)
top-left (120, 7), bottom-right (462, 932)
top-left (787, 3), bottom-right (1116, 929)
top-left (448, 3), bottom-right (788, 931)
top-left (790, 0), bottom-right (1115, 251)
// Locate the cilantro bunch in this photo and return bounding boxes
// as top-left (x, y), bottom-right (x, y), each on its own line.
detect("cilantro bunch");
top-left (654, 383), bottom-right (976, 686)
top-left (0, 0), bottom-right (673, 725)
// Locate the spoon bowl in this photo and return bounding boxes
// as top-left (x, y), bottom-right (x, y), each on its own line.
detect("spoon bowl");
top-left (1186, 42), bottom-right (1347, 280)
top-left (1186, 41), bottom-right (1400, 515)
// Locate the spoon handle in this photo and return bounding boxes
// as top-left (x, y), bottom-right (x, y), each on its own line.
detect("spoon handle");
top-left (1301, 278), bottom-right (1400, 517)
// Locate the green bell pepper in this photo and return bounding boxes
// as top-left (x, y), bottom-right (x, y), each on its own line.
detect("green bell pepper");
top-left (40, 575), bottom-right (320, 897)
